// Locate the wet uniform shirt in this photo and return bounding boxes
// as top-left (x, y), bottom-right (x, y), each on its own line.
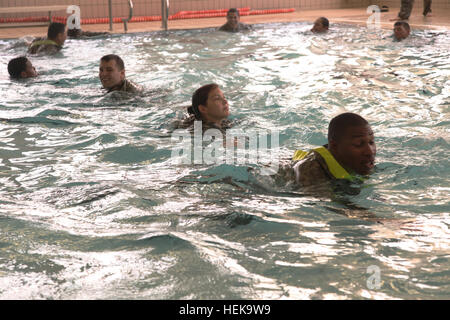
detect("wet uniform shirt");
top-left (292, 149), bottom-right (334, 187)
top-left (107, 79), bottom-right (141, 93)
top-left (178, 115), bottom-right (232, 135)
top-left (28, 38), bottom-right (62, 55)
top-left (218, 22), bottom-right (252, 32)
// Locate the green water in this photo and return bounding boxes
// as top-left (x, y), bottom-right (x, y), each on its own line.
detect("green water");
top-left (0, 22), bottom-right (449, 299)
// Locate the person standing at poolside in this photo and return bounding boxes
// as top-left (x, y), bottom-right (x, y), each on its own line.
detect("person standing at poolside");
top-left (99, 54), bottom-right (141, 93)
top-left (311, 17), bottom-right (329, 33)
top-left (392, 0), bottom-right (432, 20)
top-left (7, 56), bottom-right (38, 79)
top-left (219, 8), bottom-right (252, 32)
top-left (289, 113), bottom-right (376, 189)
top-left (28, 22), bottom-right (67, 55)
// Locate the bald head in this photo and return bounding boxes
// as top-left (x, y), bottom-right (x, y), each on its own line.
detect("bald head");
top-left (328, 113), bottom-right (369, 143)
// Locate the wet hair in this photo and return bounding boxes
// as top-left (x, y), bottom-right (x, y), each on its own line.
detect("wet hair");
top-left (328, 113), bottom-right (369, 142)
top-left (100, 54), bottom-right (125, 71)
top-left (188, 83), bottom-right (219, 120)
top-left (7, 56), bottom-right (28, 78)
top-left (67, 28), bottom-right (82, 38)
top-left (318, 17), bottom-right (329, 28)
top-left (47, 22), bottom-right (66, 39)
top-left (394, 21), bottom-right (410, 32)
top-left (227, 8), bottom-right (240, 17)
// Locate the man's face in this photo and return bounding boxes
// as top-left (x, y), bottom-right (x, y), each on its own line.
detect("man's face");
top-left (199, 87), bottom-right (230, 123)
top-left (311, 19), bottom-right (327, 33)
top-left (330, 125), bottom-right (376, 176)
top-left (227, 12), bottom-right (240, 28)
top-left (22, 60), bottom-right (37, 78)
top-left (99, 59), bottom-right (125, 89)
top-left (394, 25), bottom-right (410, 41)
top-left (56, 29), bottom-right (67, 46)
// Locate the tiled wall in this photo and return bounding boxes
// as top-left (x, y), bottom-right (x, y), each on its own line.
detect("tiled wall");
top-left (5, 0), bottom-right (449, 20)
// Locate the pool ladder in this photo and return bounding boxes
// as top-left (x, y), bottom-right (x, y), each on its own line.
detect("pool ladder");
top-left (108, 0), bottom-right (134, 33)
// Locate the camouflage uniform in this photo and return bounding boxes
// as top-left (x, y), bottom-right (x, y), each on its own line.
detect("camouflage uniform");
top-left (285, 146), bottom-right (364, 195)
top-left (218, 22), bottom-right (252, 32)
top-left (292, 149), bottom-right (334, 187)
top-left (423, 0), bottom-right (432, 16)
top-left (28, 38), bottom-right (62, 55)
top-left (178, 115), bottom-right (232, 135)
top-left (398, 0), bottom-right (432, 19)
top-left (107, 79), bottom-right (141, 93)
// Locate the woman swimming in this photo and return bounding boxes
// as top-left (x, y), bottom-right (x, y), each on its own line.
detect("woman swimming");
top-left (180, 83), bottom-right (232, 133)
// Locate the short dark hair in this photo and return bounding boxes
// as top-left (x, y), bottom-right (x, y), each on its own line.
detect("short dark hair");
top-left (47, 22), bottom-right (66, 39)
top-left (100, 54), bottom-right (125, 70)
top-left (8, 56), bottom-right (28, 78)
top-left (394, 21), bottom-right (410, 32)
top-left (328, 113), bottom-right (369, 142)
top-left (188, 83), bottom-right (219, 120)
top-left (227, 8), bottom-right (240, 16)
top-left (319, 17), bottom-right (329, 28)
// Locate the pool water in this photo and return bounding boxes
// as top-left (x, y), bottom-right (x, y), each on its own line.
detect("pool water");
top-left (0, 22), bottom-right (449, 299)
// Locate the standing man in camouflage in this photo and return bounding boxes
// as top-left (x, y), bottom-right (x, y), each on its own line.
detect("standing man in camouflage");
top-left (393, 0), bottom-right (432, 20)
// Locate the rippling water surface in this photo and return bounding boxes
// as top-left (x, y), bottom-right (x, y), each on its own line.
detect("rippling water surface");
top-left (0, 22), bottom-right (449, 299)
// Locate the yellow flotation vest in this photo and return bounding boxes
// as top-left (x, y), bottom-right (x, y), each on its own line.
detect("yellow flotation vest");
top-left (293, 146), bottom-right (355, 181)
top-left (30, 39), bottom-right (59, 48)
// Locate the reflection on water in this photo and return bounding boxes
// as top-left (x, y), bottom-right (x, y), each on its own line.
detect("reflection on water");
top-left (0, 22), bottom-right (449, 299)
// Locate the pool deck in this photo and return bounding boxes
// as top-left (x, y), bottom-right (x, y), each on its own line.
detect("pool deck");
top-left (0, 7), bottom-right (449, 39)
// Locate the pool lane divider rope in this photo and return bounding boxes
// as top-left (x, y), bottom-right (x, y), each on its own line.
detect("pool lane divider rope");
top-left (0, 7), bottom-right (295, 25)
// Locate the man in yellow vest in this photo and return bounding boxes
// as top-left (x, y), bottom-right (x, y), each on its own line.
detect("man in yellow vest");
top-left (28, 22), bottom-right (67, 55)
top-left (292, 113), bottom-right (376, 188)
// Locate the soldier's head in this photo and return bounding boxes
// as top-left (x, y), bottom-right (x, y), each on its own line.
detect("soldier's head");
top-left (393, 21), bottom-right (410, 41)
top-left (7, 56), bottom-right (38, 79)
top-left (226, 8), bottom-right (240, 29)
top-left (48, 22), bottom-right (67, 46)
top-left (328, 113), bottom-right (376, 175)
top-left (188, 83), bottom-right (230, 125)
top-left (99, 54), bottom-right (126, 90)
top-left (311, 17), bottom-right (329, 33)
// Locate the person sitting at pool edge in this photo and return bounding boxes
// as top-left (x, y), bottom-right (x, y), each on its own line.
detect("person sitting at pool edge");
top-left (28, 22), bottom-right (67, 55)
top-left (219, 8), bottom-right (252, 32)
top-left (99, 54), bottom-right (141, 93)
top-left (291, 113), bottom-right (376, 188)
top-left (180, 83), bottom-right (232, 133)
top-left (7, 56), bottom-right (38, 79)
top-left (311, 17), bottom-right (329, 33)
top-left (67, 28), bottom-right (109, 39)
top-left (393, 21), bottom-right (411, 41)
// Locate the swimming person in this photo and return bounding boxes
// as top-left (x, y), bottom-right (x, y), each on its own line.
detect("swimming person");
top-left (218, 8), bottom-right (252, 32)
top-left (393, 21), bottom-right (411, 41)
top-left (311, 17), bottom-right (329, 33)
top-left (67, 28), bottom-right (109, 39)
top-left (7, 56), bottom-right (38, 79)
top-left (28, 22), bottom-right (67, 55)
top-left (99, 54), bottom-right (141, 93)
top-left (291, 113), bottom-right (376, 189)
top-left (179, 83), bottom-right (232, 133)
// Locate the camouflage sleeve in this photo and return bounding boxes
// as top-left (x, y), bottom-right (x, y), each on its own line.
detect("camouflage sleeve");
top-left (293, 157), bottom-right (330, 187)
